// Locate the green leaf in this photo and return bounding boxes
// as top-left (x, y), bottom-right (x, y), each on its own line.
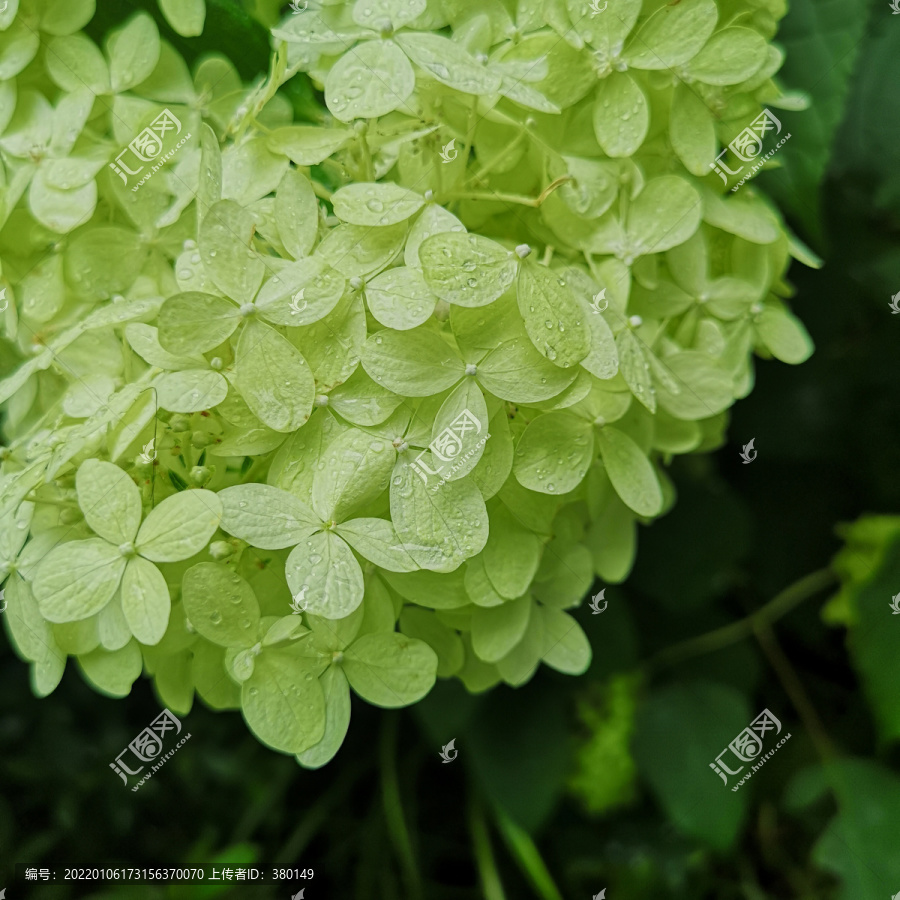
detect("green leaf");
top-left (200, 200), bottom-right (265, 302)
top-left (478, 337), bottom-right (578, 404)
top-left (285, 531), bottom-right (365, 619)
top-left (325, 39), bottom-right (415, 122)
top-left (627, 176), bottom-right (702, 255)
top-left (632, 682), bottom-right (750, 849)
top-left (615, 329), bottom-right (655, 412)
top-left (399, 607), bottom-right (463, 677)
top-left (332, 183), bottom-right (424, 227)
top-left (268, 126), bottom-right (353, 166)
top-left (701, 188), bottom-right (781, 244)
top-left (235, 319), bottom-right (315, 433)
top-left (219, 483), bottom-right (319, 550)
top-left (343, 631), bottom-right (438, 707)
top-left (471, 594), bottom-right (532, 663)
top-left (3, 573), bottom-right (60, 664)
top-left (513, 411), bottom-right (593, 496)
top-left (597, 425), bottom-right (662, 516)
top-left (157, 292), bottom-right (239, 356)
top-left (539, 605), bottom-right (591, 674)
top-left (391, 455), bottom-right (490, 572)
top-left (313, 426), bottom-right (394, 522)
top-left (756, 305), bottom-right (814, 364)
top-left (242, 650), bottom-right (326, 754)
top-left (592, 72), bottom-right (649, 158)
top-left (687, 27), bottom-right (768, 85)
top-left (254, 258), bottom-right (345, 327)
top-left (40, 0), bottom-right (95, 36)
top-left (328, 367), bottom-right (404, 426)
top-left (470, 406), bottom-right (514, 501)
top-left (33, 539), bottom-right (126, 623)
top-left (335, 518), bottom-right (419, 572)
top-left (381, 567), bottom-right (470, 610)
top-left (365, 266), bottom-right (437, 330)
top-left (395, 33), bottom-right (501, 94)
top-left (670, 82), bottom-right (717, 177)
top-left (656, 352), bottom-right (734, 419)
top-left (353, 0), bottom-right (426, 28)
top-left (419, 231), bottom-right (517, 308)
top-left (76, 459), bottom-right (142, 544)
top-left (517, 262), bottom-right (591, 367)
top-left (45, 34), bottom-right (110, 93)
top-left (273, 167), bottom-right (318, 260)
top-left (106, 12), bottom-right (160, 93)
top-left (317, 222), bottom-right (408, 279)
top-left (120, 557), bottom-right (170, 646)
top-left (153, 369), bottom-right (228, 413)
top-left (77, 640), bottom-right (143, 698)
top-left (362, 327), bottom-right (464, 396)
top-left (296, 665), bottom-right (352, 769)
top-left (624, 0), bottom-right (717, 69)
top-left (181, 562), bottom-right (260, 649)
top-left (158, 0), bottom-right (205, 37)
top-left (136, 489), bottom-right (223, 563)
top-left (430, 379), bottom-right (490, 482)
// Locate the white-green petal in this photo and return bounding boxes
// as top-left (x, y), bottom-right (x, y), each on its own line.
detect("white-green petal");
top-left (343, 631), bottom-right (438, 707)
top-left (597, 424), bottom-right (662, 517)
top-left (182, 562), bottom-right (260, 649)
top-left (33, 538), bottom-right (126, 623)
top-left (419, 232), bottom-right (517, 308)
top-left (219, 483), bottom-right (320, 550)
top-left (471, 594), bottom-right (532, 663)
top-left (120, 556), bottom-right (170, 646)
top-left (76, 459), bottom-right (142, 544)
top-left (136, 489), bottom-right (223, 563)
top-left (285, 531), bottom-right (365, 619)
top-left (296, 665), bottom-right (352, 769)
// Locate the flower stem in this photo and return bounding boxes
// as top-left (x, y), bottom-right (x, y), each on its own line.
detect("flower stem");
top-left (645, 567), bottom-right (837, 673)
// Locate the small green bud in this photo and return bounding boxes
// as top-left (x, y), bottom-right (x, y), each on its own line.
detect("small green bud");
top-left (190, 465), bottom-right (212, 485)
top-left (191, 431), bottom-right (212, 449)
top-left (169, 415), bottom-right (191, 433)
top-left (209, 540), bottom-right (235, 560)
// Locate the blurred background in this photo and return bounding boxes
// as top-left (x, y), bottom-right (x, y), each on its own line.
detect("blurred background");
top-left (2, 0), bottom-right (900, 898)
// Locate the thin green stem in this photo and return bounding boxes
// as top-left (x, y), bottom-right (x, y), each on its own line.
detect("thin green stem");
top-left (645, 567), bottom-right (837, 674)
top-left (493, 806), bottom-right (564, 900)
top-left (379, 714), bottom-right (422, 900)
top-left (468, 791), bottom-right (507, 900)
top-left (441, 176), bottom-right (572, 209)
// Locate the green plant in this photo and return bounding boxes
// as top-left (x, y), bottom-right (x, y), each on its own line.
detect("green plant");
top-left (0, 0), bottom-right (815, 768)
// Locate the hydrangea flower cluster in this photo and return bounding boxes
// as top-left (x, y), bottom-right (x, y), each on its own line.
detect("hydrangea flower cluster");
top-left (0, 0), bottom-right (813, 765)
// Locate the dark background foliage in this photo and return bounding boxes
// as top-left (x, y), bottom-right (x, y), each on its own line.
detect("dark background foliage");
top-left (2, 0), bottom-right (899, 897)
